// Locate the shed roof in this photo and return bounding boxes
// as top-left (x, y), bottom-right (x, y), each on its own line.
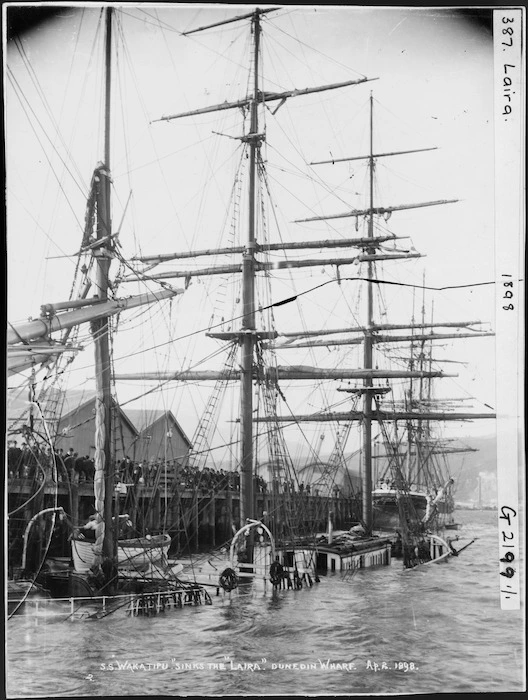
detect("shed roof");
top-left (59, 396), bottom-right (138, 436)
top-left (123, 409), bottom-right (192, 448)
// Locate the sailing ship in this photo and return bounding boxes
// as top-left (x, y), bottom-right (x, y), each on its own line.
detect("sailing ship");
top-left (6, 6), bottom-right (210, 615)
top-left (369, 307), bottom-right (488, 535)
top-left (109, 7), bottom-right (494, 573)
top-left (6, 5), bottom-right (496, 603)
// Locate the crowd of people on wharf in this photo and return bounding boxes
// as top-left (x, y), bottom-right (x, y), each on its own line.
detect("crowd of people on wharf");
top-left (6, 440), bottom-right (269, 495)
top-left (7, 439), bottom-right (340, 498)
top-left (7, 441), bottom-right (96, 482)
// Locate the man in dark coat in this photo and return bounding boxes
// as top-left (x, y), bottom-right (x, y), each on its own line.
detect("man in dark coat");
top-left (84, 455), bottom-right (95, 481)
top-left (73, 453), bottom-right (84, 482)
top-left (64, 448), bottom-right (75, 482)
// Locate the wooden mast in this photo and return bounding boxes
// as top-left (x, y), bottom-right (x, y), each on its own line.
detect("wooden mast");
top-left (93, 6), bottom-right (115, 576)
top-left (239, 8), bottom-right (261, 526)
top-left (362, 92), bottom-right (375, 534)
top-left (123, 8), bottom-right (497, 536)
top-left (146, 7), bottom-right (377, 531)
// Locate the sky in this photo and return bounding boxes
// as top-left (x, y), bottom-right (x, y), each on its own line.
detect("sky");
top-left (5, 4), bottom-right (505, 463)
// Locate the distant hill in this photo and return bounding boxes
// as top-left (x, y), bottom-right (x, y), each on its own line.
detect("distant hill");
top-left (447, 435), bottom-right (497, 503)
top-left (178, 433), bottom-right (503, 503)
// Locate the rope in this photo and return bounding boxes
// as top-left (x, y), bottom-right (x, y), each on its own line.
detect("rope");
top-left (8, 405), bottom-right (61, 619)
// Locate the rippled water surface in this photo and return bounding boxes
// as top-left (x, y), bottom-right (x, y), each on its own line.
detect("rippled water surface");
top-left (6, 511), bottom-right (525, 696)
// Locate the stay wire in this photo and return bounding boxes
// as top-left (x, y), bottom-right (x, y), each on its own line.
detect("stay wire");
top-left (6, 68), bottom-right (86, 233)
top-left (267, 13), bottom-right (368, 80)
top-left (97, 275), bottom-right (503, 367)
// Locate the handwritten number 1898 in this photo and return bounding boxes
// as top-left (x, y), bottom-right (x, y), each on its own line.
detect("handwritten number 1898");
top-left (503, 280), bottom-right (514, 310)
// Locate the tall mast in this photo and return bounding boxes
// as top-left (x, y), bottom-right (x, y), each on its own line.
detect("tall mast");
top-left (362, 92), bottom-right (375, 533)
top-left (406, 292), bottom-right (416, 485)
top-left (140, 9), bottom-right (488, 531)
top-left (93, 6), bottom-right (114, 573)
top-left (414, 278), bottom-right (428, 486)
top-left (104, 8), bottom-right (112, 173)
top-left (239, 9), bottom-right (261, 525)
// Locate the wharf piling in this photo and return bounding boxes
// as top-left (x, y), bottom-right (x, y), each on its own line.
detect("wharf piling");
top-left (7, 475), bottom-right (360, 566)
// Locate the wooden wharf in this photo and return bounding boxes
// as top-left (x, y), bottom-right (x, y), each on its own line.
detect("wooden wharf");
top-left (8, 475), bottom-right (360, 558)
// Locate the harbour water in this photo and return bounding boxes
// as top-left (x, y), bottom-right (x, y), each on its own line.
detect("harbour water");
top-left (6, 510), bottom-right (525, 697)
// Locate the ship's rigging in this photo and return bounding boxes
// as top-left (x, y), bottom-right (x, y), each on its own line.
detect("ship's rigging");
top-left (6, 6), bottom-right (497, 589)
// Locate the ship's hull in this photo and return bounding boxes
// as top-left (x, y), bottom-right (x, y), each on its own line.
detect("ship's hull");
top-left (183, 522), bottom-right (392, 594)
top-left (311, 538), bottom-right (392, 573)
top-left (372, 489), bottom-right (429, 531)
top-left (71, 534), bottom-right (171, 574)
top-left (233, 524), bottom-right (392, 590)
top-left (435, 497), bottom-right (455, 515)
top-left (231, 537), bottom-right (392, 586)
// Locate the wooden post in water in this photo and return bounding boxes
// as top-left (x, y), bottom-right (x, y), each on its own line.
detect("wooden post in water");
top-left (71, 480), bottom-right (79, 527)
top-left (171, 497), bottom-right (180, 552)
top-left (152, 488), bottom-right (160, 532)
top-left (192, 495), bottom-right (199, 550)
top-left (208, 496), bottom-right (216, 547)
top-left (226, 489), bottom-right (233, 537)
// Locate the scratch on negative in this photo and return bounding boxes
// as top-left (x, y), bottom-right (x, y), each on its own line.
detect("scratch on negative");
top-left (388, 18), bottom-right (407, 37)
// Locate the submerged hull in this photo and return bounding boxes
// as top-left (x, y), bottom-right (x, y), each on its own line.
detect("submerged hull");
top-left (71, 534), bottom-right (171, 574)
top-left (313, 538), bottom-right (392, 573)
top-left (210, 522), bottom-right (393, 594)
top-left (8, 579), bottom-right (51, 616)
top-left (230, 537), bottom-right (392, 586)
top-left (402, 533), bottom-right (458, 570)
top-left (8, 585), bottom-right (213, 621)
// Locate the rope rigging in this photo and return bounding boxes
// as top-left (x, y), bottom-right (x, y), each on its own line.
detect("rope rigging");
top-left (6, 7), bottom-right (497, 604)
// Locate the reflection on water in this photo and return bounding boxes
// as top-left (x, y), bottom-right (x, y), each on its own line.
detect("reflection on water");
top-left (6, 511), bottom-right (525, 696)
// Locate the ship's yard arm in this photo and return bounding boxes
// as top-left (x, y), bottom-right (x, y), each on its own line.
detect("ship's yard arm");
top-left (115, 11), bottom-right (497, 542)
top-left (144, 8), bottom-right (381, 534)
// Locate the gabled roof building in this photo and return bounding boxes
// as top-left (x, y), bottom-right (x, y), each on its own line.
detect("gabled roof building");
top-left (123, 409), bottom-right (192, 465)
top-left (55, 397), bottom-right (138, 461)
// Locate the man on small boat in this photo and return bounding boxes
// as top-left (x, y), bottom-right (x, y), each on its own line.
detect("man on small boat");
top-left (74, 514), bottom-right (97, 541)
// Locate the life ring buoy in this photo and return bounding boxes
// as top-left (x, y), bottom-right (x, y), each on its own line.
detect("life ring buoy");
top-left (219, 567), bottom-right (238, 591)
top-left (269, 561), bottom-right (284, 586)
